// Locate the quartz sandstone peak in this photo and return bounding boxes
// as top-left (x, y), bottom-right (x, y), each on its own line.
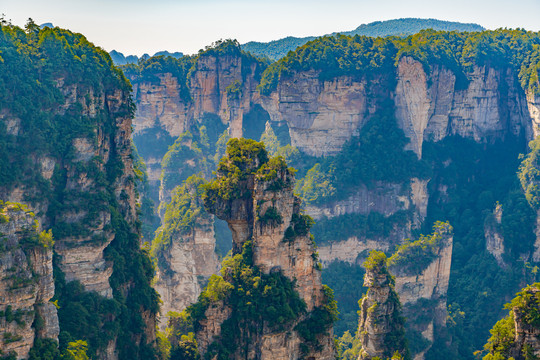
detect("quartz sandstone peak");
top-left (0, 202), bottom-right (58, 359)
top-left (483, 283), bottom-right (540, 360)
top-left (191, 138), bottom-right (336, 359)
top-left (358, 251), bottom-right (410, 360)
top-left (152, 177), bottom-right (220, 329)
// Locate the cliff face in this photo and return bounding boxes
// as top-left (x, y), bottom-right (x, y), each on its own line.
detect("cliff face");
top-left (257, 71), bottom-right (374, 156)
top-left (152, 178), bottom-right (220, 329)
top-left (52, 87), bottom-right (136, 299)
top-left (0, 202), bottom-right (58, 359)
top-left (255, 58), bottom-right (538, 158)
top-left (153, 219), bottom-right (219, 329)
top-left (509, 287), bottom-right (540, 359)
top-left (194, 139), bottom-right (335, 359)
top-left (125, 33), bottom-right (540, 358)
top-left (358, 252), bottom-right (409, 360)
top-left (0, 25), bottom-right (157, 359)
top-left (391, 224), bottom-right (453, 359)
top-left (483, 283), bottom-right (540, 360)
top-left (484, 204), bottom-right (506, 266)
top-left (129, 48), bottom-right (265, 216)
top-left (527, 92), bottom-right (540, 138)
top-left (395, 57), bottom-right (533, 157)
top-left (189, 54), bottom-right (262, 138)
top-left (315, 179), bottom-right (428, 266)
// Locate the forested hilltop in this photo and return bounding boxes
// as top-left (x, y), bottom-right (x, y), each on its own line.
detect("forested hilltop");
top-left (3, 16), bottom-right (540, 360)
top-left (125, 26), bottom-right (540, 360)
top-left (242, 18), bottom-right (485, 60)
top-left (0, 19), bottom-right (158, 359)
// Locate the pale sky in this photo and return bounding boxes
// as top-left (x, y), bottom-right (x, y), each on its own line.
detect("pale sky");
top-left (2, 0), bottom-right (540, 56)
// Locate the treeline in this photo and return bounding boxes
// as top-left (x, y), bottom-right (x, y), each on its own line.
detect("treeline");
top-left (258, 29), bottom-right (540, 95)
top-left (0, 19), bottom-right (159, 359)
top-left (242, 18), bottom-right (485, 61)
top-left (122, 39), bottom-right (269, 103)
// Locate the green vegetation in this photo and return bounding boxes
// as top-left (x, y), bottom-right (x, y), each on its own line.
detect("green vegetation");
top-left (258, 29), bottom-right (540, 95)
top-left (151, 175), bottom-right (211, 272)
top-left (338, 251), bottom-right (410, 360)
top-left (258, 34), bottom-right (397, 94)
top-left (133, 126), bottom-right (177, 161)
top-left (294, 285), bottom-right (339, 354)
top-left (203, 138), bottom-right (270, 204)
top-left (160, 132), bottom-right (211, 200)
top-left (0, 201), bottom-right (54, 251)
top-left (0, 20), bottom-right (159, 359)
top-left (123, 54), bottom-right (194, 102)
top-left (421, 136), bottom-right (538, 359)
top-left (28, 338), bottom-right (90, 360)
top-left (159, 115), bottom-right (228, 208)
top-left (132, 144), bottom-right (161, 243)
top-left (482, 283), bottom-right (540, 360)
top-left (519, 137), bottom-right (540, 210)
top-left (311, 211), bottom-right (410, 246)
top-left (167, 240), bottom-right (308, 359)
top-left (507, 284), bottom-right (540, 327)
top-left (0, 19), bottom-right (132, 193)
top-left (388, 221), bottom-right (452, 275)
top-left (295, 102), bottom-right (429, 205)
top-left (225, 79), bottom-right (242, 100)
top-left (284, 213), bottom-right (315, 242)
top-left (322, 261), bottom-right (367, 336)
top-left (364, 250), bottom-right (390, 273)
top-left (242, 18), bottom-right (484, 61)
top-left (124, 39), bottom-right (268, 107)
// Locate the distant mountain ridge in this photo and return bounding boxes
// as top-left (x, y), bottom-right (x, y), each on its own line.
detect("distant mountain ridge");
top-left (109, 49), bottom-right (184, 65)
top-left (242, 18), bottom-right (485, 60)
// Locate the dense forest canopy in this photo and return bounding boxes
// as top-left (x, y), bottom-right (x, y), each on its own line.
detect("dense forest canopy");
top-left (0, 19), bottom-right (159, 359)
top-left (258, 29), bottom-right (540, 95)
top-left (242, 18), bottom-right (485, 61)
top-left (123, 39), bottom-right (269, 103)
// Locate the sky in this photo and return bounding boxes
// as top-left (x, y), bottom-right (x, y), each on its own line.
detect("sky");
top-left (2, 0), bottom-right (540, 56)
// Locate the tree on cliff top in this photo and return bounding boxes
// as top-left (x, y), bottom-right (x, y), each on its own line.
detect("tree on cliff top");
top-left (357, 250), bottom-right (410, 360)
top-left (482, 283), bottom-right (540, 360)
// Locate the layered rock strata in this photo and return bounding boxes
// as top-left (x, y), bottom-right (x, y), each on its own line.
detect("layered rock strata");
top-left (199, 139), bottom-right (335, 359)
top-left (130, 49), bottom-right (265, 205)
top-left (0, 26), bottom-right (157, 358)
top-left (0, 202), bottom-right (58, 359)
top-left (508, 286), bottom-right (540, 359)
top-left (391, 223), bottom-right (453, 359)
top-left (358, 251), bottom-right (409, 360)
top-left (316, 178), bottom-right (428, 266)
top-left (484, 204), bottom-right (506, 266)
top-left (153, 180), bottom-right (220, 329)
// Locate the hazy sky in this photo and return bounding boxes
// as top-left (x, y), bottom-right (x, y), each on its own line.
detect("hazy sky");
top-left (3, 0), bottom-right (540, 56)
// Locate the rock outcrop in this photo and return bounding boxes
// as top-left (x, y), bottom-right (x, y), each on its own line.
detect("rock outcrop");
top-left (483, 283), bottom-right (540, 360)
top-left (0, 25), bottom-right (157, 359)
top-left (390, 222), bottom-right (453, 359)
top-left (484, 204), bottom-right (506, 266)
top-left (0, 202), bottom-right (58, 359)
top-left (130, 43), bottom-right (266, 208)
top-left (395, 57), bottom-right (534, 157)
top-left (191, 138), bottom-right (335, 359)
top-left (152, 177), bottom-right (220, 329)
top-left (315, 178), bottom-right (428, 266)
top-left (527, 92), bottom-right (540, 138)
top-left (257, 71), bottom-right (374, 156)
top-left (358, 251), bottom-right (410, 360)
top-left (508, 286), bottom-right (540, 359)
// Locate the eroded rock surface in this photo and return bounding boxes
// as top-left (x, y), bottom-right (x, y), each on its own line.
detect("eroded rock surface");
top-left (0, 203), bottom-right (58, 359)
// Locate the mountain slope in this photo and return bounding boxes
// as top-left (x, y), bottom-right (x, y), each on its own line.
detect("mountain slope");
top-left (241, 18), bottom-right (485, 60)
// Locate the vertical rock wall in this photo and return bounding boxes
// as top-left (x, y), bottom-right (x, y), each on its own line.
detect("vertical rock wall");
top-left (199, 140), bottom-right (335, 359)
top-left (0, 203), bottom-right (58, 359)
